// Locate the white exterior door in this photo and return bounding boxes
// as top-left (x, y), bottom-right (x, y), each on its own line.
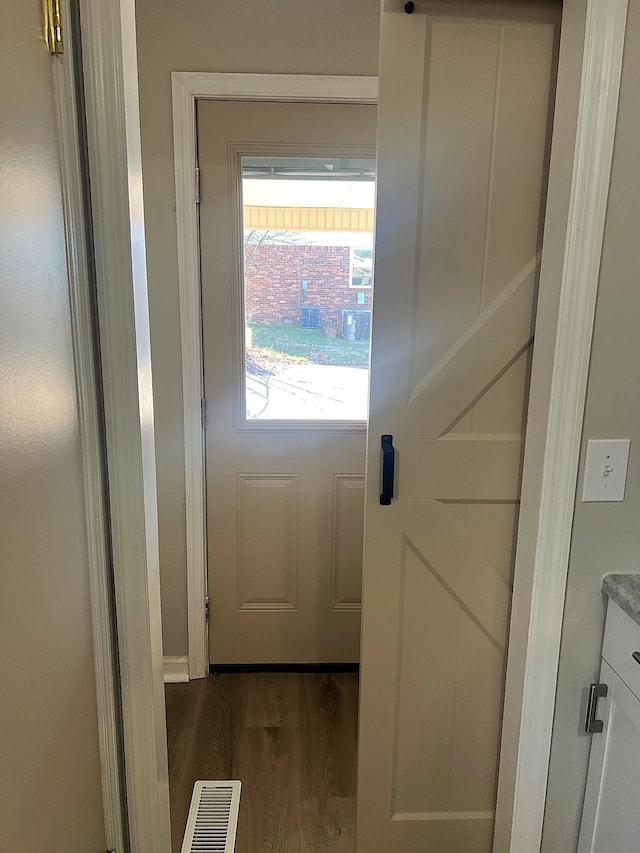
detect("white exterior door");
top-left (198, 100), bottom-right (377, 664)
top-left (356, 3), bottom-right (560, 850)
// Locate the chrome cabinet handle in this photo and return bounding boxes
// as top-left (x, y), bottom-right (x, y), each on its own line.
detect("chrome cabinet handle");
top-left (585, 682), bottom-right (608, 734)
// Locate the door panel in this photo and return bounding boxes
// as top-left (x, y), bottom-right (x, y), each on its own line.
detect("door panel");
top-left (579, 661), bottom-right (640, 852)
top-left (237, 475), bottom-right (299, 610)
top-left (198, 101), bottom-right (376, 663)
top-left (356, 3), bottom-right (559, 850)
top-left (332, 474), bottom-right (366, 609)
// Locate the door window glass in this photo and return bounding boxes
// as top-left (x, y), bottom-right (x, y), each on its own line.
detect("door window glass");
top-left (241, 155), bottom-right (375, 422)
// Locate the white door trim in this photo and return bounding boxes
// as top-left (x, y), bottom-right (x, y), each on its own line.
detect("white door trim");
top-left (163, 655), bottom-right (190, 683)
top-left (171, 72), bottom-right (378, 679)
top-left (498, 1), bottom-right (628, 850)
top-left (79, 1), bottom-right (172, 851)
top-left (51, 1), bottom-right (126, 849)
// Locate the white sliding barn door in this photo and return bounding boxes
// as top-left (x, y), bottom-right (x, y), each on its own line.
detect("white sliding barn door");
top-left (356, 3), bottom-right (559, 850)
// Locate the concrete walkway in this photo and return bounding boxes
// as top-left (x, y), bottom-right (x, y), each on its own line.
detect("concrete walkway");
top-left (246, 363), bottom-right (369, 420)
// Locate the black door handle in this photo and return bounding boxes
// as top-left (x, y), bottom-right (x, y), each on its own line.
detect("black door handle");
top-left (380, 434), bottom-right (395, 505)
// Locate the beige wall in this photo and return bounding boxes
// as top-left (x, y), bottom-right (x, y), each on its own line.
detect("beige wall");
top-left (0, 2), bottom-right (106, 851)
top-left (542, 4), bottom-right (640, 850)
top-left (135, 0), bottom-right (381, 655)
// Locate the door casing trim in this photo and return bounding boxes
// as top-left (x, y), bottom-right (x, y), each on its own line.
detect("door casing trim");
top-left (51, 1), bottom-right (127, 848)
top-left (79, 0), bottom-right (172, 850)
top-left (496, 1), bottom-right (628, 850)
top-left (171, 72), bottom-right (378, 680)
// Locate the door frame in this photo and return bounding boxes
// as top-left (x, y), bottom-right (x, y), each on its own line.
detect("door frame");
top-left (171, 72), bottom-right (379, 680)
top-left (495, 2), bottom-right (627, 848)
top-left (50, 0), bottom-right (127, 849)
top-left (73, 0), bottom-right (628, 851)
top-left (78, 0), bottom-right (172, 851)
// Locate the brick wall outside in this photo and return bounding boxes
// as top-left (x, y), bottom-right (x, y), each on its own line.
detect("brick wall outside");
top-left (244, 244), bottom-right (372, 333)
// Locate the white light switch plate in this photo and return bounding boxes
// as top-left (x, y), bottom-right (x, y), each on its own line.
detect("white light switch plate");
top-left (581, 439), bottom-right (631, 502)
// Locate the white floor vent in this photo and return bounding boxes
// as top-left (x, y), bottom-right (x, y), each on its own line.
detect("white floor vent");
top-left (180, 780), bottom-right (242, 853)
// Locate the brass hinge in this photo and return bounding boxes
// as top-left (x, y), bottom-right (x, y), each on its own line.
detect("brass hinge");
top-left (195, 167), bottom-right (201, 204)
top-left (43, 0), bottom-right (63, 54)
top-left (205, 595), bottom-right (210, 624)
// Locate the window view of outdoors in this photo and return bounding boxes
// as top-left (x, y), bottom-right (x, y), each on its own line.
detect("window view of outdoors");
top-left (241, 156), bottom-right (376, 421)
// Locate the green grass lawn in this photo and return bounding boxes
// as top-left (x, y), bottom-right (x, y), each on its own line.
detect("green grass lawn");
top-left (248, 324), bottom-right (369, 367)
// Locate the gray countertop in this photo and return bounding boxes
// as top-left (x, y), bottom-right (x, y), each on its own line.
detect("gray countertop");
top-left (603, 573), bottom-right (640, 627)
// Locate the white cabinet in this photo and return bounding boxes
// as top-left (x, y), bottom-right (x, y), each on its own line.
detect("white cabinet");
top-left (579, 601), bottom-right (640, 852)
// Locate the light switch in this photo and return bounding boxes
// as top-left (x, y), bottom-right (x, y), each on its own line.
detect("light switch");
top-left (581, 439), bottom-right (631, 502)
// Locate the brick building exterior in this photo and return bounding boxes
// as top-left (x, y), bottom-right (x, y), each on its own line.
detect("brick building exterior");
top-left (244, 244), bottom-right (372, 336)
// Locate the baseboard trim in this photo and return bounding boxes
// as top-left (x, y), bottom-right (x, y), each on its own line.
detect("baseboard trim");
top-left (163, 656), bottom-right (189, 683)
top-left (209, 662), bottom-right (359, 674)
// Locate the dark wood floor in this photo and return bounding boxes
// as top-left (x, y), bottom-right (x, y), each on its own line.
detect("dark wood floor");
top-left (165, 672), bottom-right (358, 853)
